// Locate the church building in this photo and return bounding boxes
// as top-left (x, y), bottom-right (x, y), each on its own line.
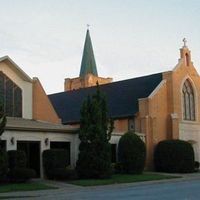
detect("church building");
top-left (0, 29), bottom-right (200, 176)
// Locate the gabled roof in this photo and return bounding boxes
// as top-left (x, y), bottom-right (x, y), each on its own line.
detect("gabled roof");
top-left (0, 56), bottom-right (32, 82)
top-left (79, 29), bottom-right (98, 77)
top-left (49, 73), bottom-right (163, 124)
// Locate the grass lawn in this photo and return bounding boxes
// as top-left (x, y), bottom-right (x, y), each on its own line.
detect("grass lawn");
top-left (0, 182), bottom-right (57, 193)
top-left (68, 172), bottom-right (180, 186)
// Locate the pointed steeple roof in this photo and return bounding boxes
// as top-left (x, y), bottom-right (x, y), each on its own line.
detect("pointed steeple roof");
top-left (79, 29), bottom-right (98, 77)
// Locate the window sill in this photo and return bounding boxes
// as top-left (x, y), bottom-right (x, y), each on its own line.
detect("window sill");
top-left (181, 120), bottom-right (199, 125)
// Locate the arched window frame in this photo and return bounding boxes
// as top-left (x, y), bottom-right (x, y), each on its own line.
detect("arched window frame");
top-left (182, 78), bottom-right (196, 121)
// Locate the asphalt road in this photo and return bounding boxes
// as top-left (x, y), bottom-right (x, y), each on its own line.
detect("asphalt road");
top-left (47, 179), bottom-right (200, 200)
top-left (1, 178), bottom-right (200, 200)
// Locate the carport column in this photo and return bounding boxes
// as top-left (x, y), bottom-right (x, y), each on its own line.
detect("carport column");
top-left (71, 133), bottom-right (80, 168)
top-left (6, 136), bottom-right (17, 151)
top-left (40, 136), bottom-right (50, 179)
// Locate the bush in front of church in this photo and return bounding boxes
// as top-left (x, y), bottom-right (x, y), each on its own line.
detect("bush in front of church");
top-left (117, 131), bottom-right (146, 174)
top-left (154, 139), bottom-right (195, 173)
top-left (8, 168), bottom-right (36, 183)
top-left (43, 149), bottom-right (72, 180)
top-left (0, 150), bottom-right (8, 183)
top-left (7, 150), bottom-right (27, 169)
top-left (7, 150), bottom-right (36, 182)
top-left (76, 84), bottom-right (114, 179)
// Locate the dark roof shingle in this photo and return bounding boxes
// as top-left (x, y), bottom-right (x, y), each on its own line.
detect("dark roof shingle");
top-left (49, 73), bottom-right (163, 124)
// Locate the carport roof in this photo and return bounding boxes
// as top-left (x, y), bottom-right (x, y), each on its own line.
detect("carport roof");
top-left (5, 117), bottom-right (78, 133)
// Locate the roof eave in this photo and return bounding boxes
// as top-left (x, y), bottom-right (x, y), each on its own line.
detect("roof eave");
top-left (5, 126), bottom-right (79, 133)
top-left (0, 56), bottom-right (32, 82)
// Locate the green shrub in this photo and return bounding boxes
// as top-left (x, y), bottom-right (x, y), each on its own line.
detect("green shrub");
top-left (118, 131), bottom-right (146, 174)
top-left (76, 142), bottom-right (112, 179)
top-left (76, 84), bottom-right (114, 179)
top-left (52, 168), bottom-right (78, 180)
top-left (194, 161), bottom-right (199, 171)
top-left (43, 149), bottom-right (69, 179)
top-left (112, 162), bottom-right (123, 174)
top-left (0, 150), bottom-right (8, 182)
top-left (7, 150), bottom-right (27, 169)
top-left (154, 139), bottom-right (195, 173)
top-left (9, 168), bottom-right (36, 183)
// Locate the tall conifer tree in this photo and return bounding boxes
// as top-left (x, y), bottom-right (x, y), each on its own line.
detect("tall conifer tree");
top-left (76, 83), bottom-right (114, 178)
top-left (0, 104), bottom-right (6, 137)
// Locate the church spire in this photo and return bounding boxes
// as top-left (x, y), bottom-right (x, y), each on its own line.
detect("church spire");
top-left (79, 28), bottom-right (98, 77)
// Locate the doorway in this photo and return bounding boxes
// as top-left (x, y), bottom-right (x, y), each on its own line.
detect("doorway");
top-left (50, 141), bottom-right (70, 165)
top-left (17, 141), bottom-right (40, 177)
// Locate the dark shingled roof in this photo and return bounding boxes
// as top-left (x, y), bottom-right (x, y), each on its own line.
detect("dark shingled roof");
top-left (49, 73), bottom-right (163, 124)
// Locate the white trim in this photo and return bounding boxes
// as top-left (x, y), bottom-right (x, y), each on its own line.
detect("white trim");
top-left (148, 80), bottom-right (166, 99)
top-left (0, 56), bottom-right (32, 82)
top-left (172, 59), bottom-right (183, 72)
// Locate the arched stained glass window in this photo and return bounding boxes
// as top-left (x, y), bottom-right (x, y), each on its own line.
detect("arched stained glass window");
top-left (182, 80), bottom-right (195, 121)
top-left (0, 71), bottom-right (22, 117)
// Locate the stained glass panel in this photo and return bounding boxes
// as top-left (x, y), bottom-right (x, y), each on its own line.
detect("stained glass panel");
top-left (182, 80), bottom-right (195, 121)
top-left (0, 71), bottom-right (22, 117)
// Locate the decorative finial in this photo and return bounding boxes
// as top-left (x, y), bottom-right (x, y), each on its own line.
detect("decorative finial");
top-left (183, 38), bottom-right (187, 47)
top-left (87, 24), bottom-right (90, 30)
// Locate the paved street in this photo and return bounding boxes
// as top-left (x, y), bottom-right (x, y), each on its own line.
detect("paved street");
top-left (1, 176), bottom-right (200, 200)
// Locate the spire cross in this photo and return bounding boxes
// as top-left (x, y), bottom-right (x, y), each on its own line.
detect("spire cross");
top-left (183, 38), bottom-right (187, 47)
top-left (87, 24), bottom-right (90, 29)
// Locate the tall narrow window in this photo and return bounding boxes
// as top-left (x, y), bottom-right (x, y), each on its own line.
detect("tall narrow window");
top-left (182, 80), bottom-right (195, 120)
top-left (128, 118), bottom-right (135, 131)
top-left (185, 53), bottom-right (190, 66)
top-left (0, 71), bottom-right (22, 117)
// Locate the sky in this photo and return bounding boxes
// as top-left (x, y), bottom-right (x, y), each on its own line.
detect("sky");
top-left (0, 0), bottom-right (200, 94)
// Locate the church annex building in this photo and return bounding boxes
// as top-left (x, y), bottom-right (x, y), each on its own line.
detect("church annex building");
top-left (0, 30), bottom-right (200, 177)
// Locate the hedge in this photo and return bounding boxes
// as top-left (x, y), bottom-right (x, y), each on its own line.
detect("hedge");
top-left (154, 139), bottom-right (195, 173)
top-left (7, 150), bottom-right (27, 169)
top-left (51, 168), bottom-right (77, 180)
top-left (8, 168), bottom-right (36, 183)
top-left (0, 150), bottom-right (8, 182)
top-left (7, 150), bottom-right (36, 182)
top-left (118, 131), bottom-right (146, 174)
top-left (43, 149), bottom-right (69, 179)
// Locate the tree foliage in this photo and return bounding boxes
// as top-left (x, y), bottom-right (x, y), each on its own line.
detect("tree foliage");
top-left (76, 83), bottom-right (114, 178)
top-left (0, 150), bottom-right (8, 182)
top-left (0, 104), bottom-right (6, 137)
top-left (154, 139), bottom-right (195, 173)
top-left (118, 131), bottom-right (146, 174)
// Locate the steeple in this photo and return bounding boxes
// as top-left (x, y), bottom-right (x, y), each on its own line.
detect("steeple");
top-left (79, 29), bottom-right (98, 77)
top-left (64, 28), bottom-right (112, 91)
top-left (180, 38), bottom-right (191, 66)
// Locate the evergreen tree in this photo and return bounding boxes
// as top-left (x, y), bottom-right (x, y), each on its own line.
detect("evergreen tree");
top-left (0, 104), bottom-right (6, 137)
top-left (0, 102), bottom-right (7, 182)
top-left (76, 83), bottom-right (114, 178)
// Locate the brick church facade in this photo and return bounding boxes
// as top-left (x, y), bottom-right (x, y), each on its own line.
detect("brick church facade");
top-left (0, 29), bottom-right (200, 176)
top-left (50, 32), bottom-right (200, 168)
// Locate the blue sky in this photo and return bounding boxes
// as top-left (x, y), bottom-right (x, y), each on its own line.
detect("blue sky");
top-left (0, 0), bottom-right (200, 93)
